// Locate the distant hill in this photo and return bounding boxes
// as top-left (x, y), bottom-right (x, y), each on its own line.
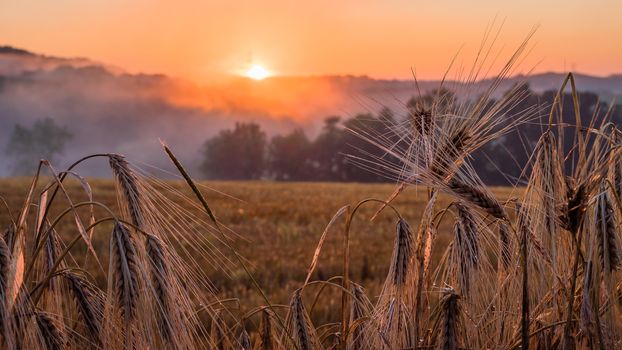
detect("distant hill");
top-left (1, 45), bottom-right (621, 177)
top-left (0, 45), bottom-right (106, 76)
top-left (0, 46), bottom-right (35, 55)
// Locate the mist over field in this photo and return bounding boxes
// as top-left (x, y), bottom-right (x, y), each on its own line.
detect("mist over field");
top-left (2, 45), bottom-right (622, 177)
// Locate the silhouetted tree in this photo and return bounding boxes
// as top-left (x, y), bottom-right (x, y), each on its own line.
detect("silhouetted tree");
top-left (473, 84), bottom-right (609, 185)
top-left (269, 129), bottom-right (313, 180)
top-left (472, 83), bottom-right (541, 184)
top-left (311, 116), bottom-right (347, 181)
top-left (342, 111), bottom-right (399, 182)
top-left (5, 117), bottom-right (72, 175)
top-left (378, 106), bottom-right (396, 123)
top-left (302, 108), bottom-right (401, 182)
top-left (200, 122), bottom-right (267, 179)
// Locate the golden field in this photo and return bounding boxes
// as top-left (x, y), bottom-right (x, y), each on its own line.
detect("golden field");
top-left (0, 178), bottom-right (515, 325)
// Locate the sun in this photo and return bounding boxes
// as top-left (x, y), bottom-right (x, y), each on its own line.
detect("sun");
top-left (246, 64), bottom-right (270, 80)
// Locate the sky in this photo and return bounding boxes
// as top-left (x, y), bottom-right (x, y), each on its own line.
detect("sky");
top-left (2, 0), bottom-right (621, 82)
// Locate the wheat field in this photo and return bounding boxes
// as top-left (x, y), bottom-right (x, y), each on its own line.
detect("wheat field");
top-left (1, 69), bottom-right (622, 349)
top-left (1, 178), bottom-right (498, 325)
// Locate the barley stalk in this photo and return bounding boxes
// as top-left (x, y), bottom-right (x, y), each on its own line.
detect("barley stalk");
top-left (64, 272), bottom-right (104, 343)
top-left (260, 308), bottom-right (274, 350)
top-left (596, 189), bottom-right (621, 273)
top-left (499, 223), bottom-right (512, 269)
top-left (0, 237), bottom-right (10, 339)
top-left (447, 179), bottom-right (506, 219)
top-left (289, 290), bottom-right (315, 350)
top-left (437, 290), bottom-right (460, 350)
top-left (389, 219), bottom-right (414, 287)
top-left (110, 222), bottom-right (139, 330)
top-left (452, 203), bottom-right (480, 296)
top-left (146, 235), bottom-right (174, 341)
top-left (35, 312), bottom-right (65, 350)
top-left (238, 329), bottom-right (251, 350)
top-left (109, 154), bottom-right (144, 228)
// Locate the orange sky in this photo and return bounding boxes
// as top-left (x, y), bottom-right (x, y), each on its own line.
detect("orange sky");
top-left (2, 0), bottom-right (621, 82)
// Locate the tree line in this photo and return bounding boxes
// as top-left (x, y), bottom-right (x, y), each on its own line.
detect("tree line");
top-left (199, 109), bottom-right (400, 182)
top-left (4, 85), bottom-right (621, 183)
top-left (199, 85), bottom-right (622, 184)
